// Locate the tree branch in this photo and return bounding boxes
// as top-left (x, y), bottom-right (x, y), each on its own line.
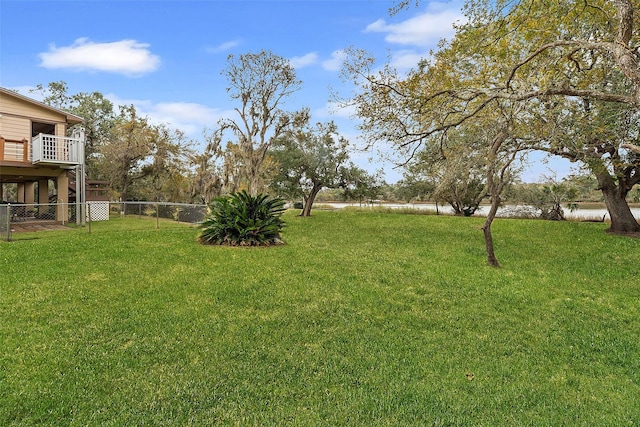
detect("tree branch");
top-left (621, 143), bottom-right (640, 154)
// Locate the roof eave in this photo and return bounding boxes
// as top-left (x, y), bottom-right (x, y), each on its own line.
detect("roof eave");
top-left (0, 87), bottom-right (84, 124)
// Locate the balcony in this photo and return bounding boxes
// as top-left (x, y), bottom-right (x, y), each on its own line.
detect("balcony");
top-left (30, 133), bottom-right (84, 166)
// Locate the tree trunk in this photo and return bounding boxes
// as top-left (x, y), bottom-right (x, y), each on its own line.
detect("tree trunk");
top-left (482, 127), bottom-right (510, 268)
top-left (597, 172), bottom-right (640, 233)
top-left (248, 175), bottom-right (259, 197)
top-left (300, 185), bottom-right (322, 217)
top-left (246, 155), bottom-right (261, 196)
top-left (482, 193), bottom-right (501, 268)
top-left (247, 158), bottom-right (260, 197)
top-left (450, 200), bottom-right (463, 215)
top-left (121, 178), bottom-right (129, 203)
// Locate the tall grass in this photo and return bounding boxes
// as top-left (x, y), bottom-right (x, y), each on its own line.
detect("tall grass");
top-left (1, 211), bottom-right (639, 425)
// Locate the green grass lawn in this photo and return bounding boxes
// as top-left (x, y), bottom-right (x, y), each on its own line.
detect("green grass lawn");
top-left (1, 211), bottom-right (639, 425)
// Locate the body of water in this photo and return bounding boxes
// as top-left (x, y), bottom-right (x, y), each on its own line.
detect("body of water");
top-left (323, 202), bottom-right (640, 221)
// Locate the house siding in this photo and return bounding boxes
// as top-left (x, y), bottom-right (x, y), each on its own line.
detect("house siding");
top-left (0, 92), bottom-right (69, 144)
top-left (0, 114), bottom-right (31, 141)
top-left (1, 88), bottom-right (90, 223)
top-left (1, 93), bottom-right (67, 123)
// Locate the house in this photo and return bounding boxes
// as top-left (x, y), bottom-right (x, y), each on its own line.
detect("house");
top-left (0, 87), bottom-right (108, 224)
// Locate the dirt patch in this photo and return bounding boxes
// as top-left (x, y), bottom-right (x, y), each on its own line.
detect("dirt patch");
top-left (10, 222), bottom-right (72, 233)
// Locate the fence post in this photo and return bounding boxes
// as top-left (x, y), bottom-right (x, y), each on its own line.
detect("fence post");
top-left (3, 204), bottom-right (11, 242)
top-left (59, 200), bottom-right (65, 225)
top-left (87, 203), bottom-right (92, 234)
top-left (76, 199), bottom-right (81, 226)
top-left (156, 203), bottom-right (160, 229)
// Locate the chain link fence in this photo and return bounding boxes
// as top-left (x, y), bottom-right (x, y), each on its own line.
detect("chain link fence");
top-left (1, 201), bottom-right (208, 241)
top-left (109, 201), bottom-right (208, 224)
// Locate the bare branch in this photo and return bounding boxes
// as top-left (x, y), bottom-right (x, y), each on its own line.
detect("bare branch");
top-left (621, 143), bottom-right (640, 154)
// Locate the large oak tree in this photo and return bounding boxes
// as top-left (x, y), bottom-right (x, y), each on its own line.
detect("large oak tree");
top-left (343, 0), bottom-right (640, 266)
top-left (217, 50), bottom-right (302, 196)
top-left (455, 0), bottom-right (640, 233)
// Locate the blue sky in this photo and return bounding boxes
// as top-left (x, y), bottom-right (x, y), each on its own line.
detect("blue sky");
top-left (1, 0), bottom-right (572, 183)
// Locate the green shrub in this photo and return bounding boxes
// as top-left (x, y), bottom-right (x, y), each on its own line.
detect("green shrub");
top-left (198, 191), bottom-right (286, 246)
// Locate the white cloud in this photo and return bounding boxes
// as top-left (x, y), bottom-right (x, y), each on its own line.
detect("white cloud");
top-left (389, 49), bottom-right (429, 69)
top-left (106, 93), bottom-right (233, 139)
top-left (206, 39), bottom-right (241, 54)
top-left (322, 50), bottom-right (347, 72)
top-left (362, 3), bottom-right (463, 72)
top-left (149, 102), bottom-right (226, 135)
top-left (365, 3), bottom-right (464, 46)
top-left (289, 52), bottom-right (318, 69)
top-left (288, 50), bottom-right (347, 72)
top-left (39, 38), bottom-right (160, 75)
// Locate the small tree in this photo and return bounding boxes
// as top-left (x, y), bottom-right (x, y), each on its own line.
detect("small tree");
top-left (270, 116), bottom-right (352, 216)
top-left (138, 127), bottom-right (193, 203)
top-left (512, 177), bottom-right (579, 221)
top-left (96, 105), bottom-right (156, 201)
top-left (407, 137), bottom-right (488, 216)
top-left (96, 105), bottom-right (191, 202)
top-left (394, 176), bottom-right (435, 204)
top-left (342, 166), bottom-right (384, 206)
top-left (188, 133), bottom-right (224, 204)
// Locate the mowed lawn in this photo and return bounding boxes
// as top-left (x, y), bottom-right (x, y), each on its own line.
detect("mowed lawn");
top-left (1, 210), bottom-right (639, 425)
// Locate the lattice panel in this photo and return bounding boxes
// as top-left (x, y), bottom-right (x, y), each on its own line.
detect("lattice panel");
top-left (87, 202), bottom-right (110, 221)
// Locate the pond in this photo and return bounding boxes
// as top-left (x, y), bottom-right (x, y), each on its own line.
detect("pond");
top-left (323, 202), bottom-right (640, 221)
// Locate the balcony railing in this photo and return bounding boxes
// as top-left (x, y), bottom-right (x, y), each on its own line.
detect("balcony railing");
top-left (0, 138), bottom-right (29, 162)
top-left (31, 133), bottom-right (84, 166)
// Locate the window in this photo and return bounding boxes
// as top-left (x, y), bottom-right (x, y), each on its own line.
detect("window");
top-left (31, 122), bottom-right (56, 137)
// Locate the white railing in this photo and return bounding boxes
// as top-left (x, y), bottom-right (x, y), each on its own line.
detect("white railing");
top-left (31, 133), bottom-right (84, 165)
top-left (2, 140), bottom-right (26, 161)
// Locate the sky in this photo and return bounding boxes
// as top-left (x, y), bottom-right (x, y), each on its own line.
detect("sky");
top-left (1, 0), bottom-right (573, 183)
